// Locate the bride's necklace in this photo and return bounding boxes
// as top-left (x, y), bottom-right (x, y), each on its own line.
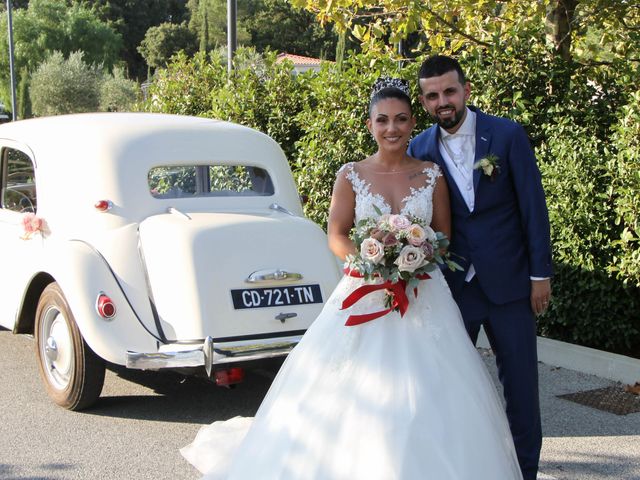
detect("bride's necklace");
top-left (368, 153), bottom-right (415, 174)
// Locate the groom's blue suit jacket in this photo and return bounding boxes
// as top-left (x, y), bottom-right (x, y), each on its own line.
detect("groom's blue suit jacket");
top-left (408, 106), bottom-right (553, 305)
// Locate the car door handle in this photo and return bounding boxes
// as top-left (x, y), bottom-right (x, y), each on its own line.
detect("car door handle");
top-left (245, 269), bottom-right (303, 283)
top-left (269, 203), bottom-right (295, 216)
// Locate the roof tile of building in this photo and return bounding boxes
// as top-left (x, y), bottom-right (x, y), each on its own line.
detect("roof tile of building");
top-left (276, 53), bottom-right (324, 66)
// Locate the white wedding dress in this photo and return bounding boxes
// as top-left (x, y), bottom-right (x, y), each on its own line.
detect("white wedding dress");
top-left (181, 163), bottom-right (523, 480)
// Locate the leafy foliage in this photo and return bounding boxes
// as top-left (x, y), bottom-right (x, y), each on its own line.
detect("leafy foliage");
top-left (291, 0), bottom-right (640, 66)
top-left (143, 44), bottom-right (640, 355)
top-left (244, 0), bottom-right (344, 60)
top-left (187, 0), bottom-right (251, 52)
top-left (0, 0), bottom-right (122, 115)
top-left (293, 54), bottom-right (403, 226)
top-left (138, 22), bottom-right (197, 71)
top-left (87, 0), bottom-right (190, 80)
top-left (145, 50), bottom-right (227, 116)
top-left (99, 66), bottom-right (139, 112)
top-left (30, 51), bottom-right (102, 116)
top-left (610, 91), bottom-right (640, 288)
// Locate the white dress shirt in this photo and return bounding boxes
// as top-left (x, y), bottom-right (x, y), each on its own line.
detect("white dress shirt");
top-left (438, 109), bottom-right (477, 281)
top-left (439, 108), bottom-right (476, 212)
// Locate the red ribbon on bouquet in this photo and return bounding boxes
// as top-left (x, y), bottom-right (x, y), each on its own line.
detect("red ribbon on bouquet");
top-left (341, 268), bottom-right (430, 326)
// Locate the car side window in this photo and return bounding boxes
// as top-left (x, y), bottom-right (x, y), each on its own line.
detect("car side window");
top-left (148, 165), bottom-right (275, 198)
top-left (1, 148), bottom-right (37, 213)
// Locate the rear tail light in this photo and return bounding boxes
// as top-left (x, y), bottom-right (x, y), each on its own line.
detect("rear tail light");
top-left (94, 200), bottom-right (113, 212)
top-left (214, 367), bottom-right (245, 387)
top-left (96, 293), bottom-right (116, 319)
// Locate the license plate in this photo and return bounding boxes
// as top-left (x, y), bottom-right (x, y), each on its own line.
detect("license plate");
top-left (231, 284), bottom-right (323, 309)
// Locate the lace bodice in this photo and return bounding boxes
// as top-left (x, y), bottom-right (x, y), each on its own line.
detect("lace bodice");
top-left (340, 162), bottom-right (442, 224)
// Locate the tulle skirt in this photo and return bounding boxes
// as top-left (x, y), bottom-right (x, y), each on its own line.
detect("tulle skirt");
top-left (181, 270), bottom-right (522, 480)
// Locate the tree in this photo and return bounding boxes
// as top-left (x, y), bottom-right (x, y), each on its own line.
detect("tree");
top-left (290, 0), bottom-right (640, 64)
top-left (30, 51), bottom-right (102, 116)
top-left (0, 0), bottom-right (122, 116)
top-left (99, 66), bottom-right (139, 111)
top-left (84, 0), bottom-right (190, 80)
top-left (243, 0), bottom-right (344, 59)
top-left (187, 0), bottom-right (250, 52)
top-left (138, 22), bottom-right (197, 71)
top-left (0, 0), bottom-right (29, 9)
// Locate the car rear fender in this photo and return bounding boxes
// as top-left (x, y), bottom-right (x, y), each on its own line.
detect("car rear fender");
top-left (41, 239), bottom-right (161, 365)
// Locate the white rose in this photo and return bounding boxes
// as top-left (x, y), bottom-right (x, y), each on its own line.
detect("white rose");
top-left (480, 158), bottom-right (494, 176)
top-left (377, 213), bottom-right (391, 224)
top-left (388, 214), bottom-right (412, 232)
top-left (406, 224), bottom-right (427, 246)
top-left (360, 238), bottom-right (385, 264)
top-left (422, 225), bottom-right (438, 244)
top-left (394, 245), bottom-right (426, 273)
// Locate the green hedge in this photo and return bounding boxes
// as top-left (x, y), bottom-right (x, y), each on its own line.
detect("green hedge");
top-left (142, 47), bottom-right (640, 356)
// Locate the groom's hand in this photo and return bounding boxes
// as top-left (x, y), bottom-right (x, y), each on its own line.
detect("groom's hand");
top-left (531, 279), bottom-right (551, 316)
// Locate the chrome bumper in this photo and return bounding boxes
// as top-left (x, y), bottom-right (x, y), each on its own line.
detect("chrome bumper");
top-left (126, 335), bottom-right (301, 375)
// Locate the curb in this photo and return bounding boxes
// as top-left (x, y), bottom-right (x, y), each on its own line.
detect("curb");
top-left (477, 328), bottom-right (640, 385)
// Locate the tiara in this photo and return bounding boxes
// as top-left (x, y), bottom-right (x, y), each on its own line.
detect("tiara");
top-left (370, 76), bottom-right (411, 99)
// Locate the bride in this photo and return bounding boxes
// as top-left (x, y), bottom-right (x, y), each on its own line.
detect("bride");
top-left (181, 77), bottom-right (523, 480)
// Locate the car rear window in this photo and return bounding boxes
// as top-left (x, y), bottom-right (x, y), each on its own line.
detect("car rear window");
top-left (148, 165), bottom-right (274, 198)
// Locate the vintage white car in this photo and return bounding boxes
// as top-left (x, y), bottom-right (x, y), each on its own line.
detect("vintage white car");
top-left (0, 113), bottom-right (341, 410)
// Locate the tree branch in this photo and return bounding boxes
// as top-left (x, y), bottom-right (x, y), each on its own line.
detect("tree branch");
top-left (351, 5), bottom-right (493, 48)
top-left (422, 6), bottom-right (493, 48)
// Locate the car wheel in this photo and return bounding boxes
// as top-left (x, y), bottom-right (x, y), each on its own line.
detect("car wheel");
top-left (35, 282), bottom-right (105, 410)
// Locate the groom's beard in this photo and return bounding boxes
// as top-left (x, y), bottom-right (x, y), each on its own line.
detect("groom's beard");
top-left (432, 105), bottom-right (465, 130)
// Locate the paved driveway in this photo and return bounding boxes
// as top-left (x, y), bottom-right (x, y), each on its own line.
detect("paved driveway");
top-left (1, 328), bottom-right (639, 479)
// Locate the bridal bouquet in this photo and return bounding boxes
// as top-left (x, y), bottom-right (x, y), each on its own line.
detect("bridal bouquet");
top-left (342, 207), bottom-right (460, 326)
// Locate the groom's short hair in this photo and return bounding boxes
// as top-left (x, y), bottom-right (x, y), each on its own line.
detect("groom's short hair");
top-left (418, 55), bottom-right (466, 85)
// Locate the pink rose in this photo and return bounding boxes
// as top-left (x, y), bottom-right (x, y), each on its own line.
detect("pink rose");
top-left (369, 227), bottom-right (385, 241)
top-left (381, 232), bottom-right (399, 247)
top-left (394, 245), bottom-right (426, 273)
top-left (422, 242), bottom-right (435, 261)
top-left (388, 214), bottom-right (411, 232)
top-left (360, 238), bottom-right (385, 264)
top-left (21, 213), bottom-right (45, 240)
top-left (406, 224), bottom-right (427, 246)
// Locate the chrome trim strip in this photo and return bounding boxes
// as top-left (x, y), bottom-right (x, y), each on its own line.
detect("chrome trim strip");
top-left (246, 268), bottom-right (303, 283)
top-left (127, 349), bottom-right (205, 369)
top-left (126, 335), bottom-right (302, 370)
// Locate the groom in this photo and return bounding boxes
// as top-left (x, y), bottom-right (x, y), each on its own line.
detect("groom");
top-left (408, 55), bottom-right (552, 480)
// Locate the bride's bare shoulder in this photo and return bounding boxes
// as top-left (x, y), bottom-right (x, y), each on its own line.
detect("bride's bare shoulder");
top-left (354, 156), bottom-right (376, 169)
top-left (407, 156), bottom-right (438, 170)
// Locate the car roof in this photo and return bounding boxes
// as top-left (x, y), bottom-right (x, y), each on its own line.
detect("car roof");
top-left (0, 112), bottom-right (287, 169)
top-left (0, 113), bottom-right (304, 220)
top-left (0, 112), bottom-right (249, 152)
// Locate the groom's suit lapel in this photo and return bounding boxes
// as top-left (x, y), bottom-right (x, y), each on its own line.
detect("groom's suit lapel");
top-left (426, 127), bottom-right (467, 208)
top-left (473, 110), bottom-right (492, 195)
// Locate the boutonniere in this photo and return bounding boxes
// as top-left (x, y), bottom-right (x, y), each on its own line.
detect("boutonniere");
top-left (474, 154), bottom-right (500, 181)
top-left (21, 212), bottom-right (48, 240)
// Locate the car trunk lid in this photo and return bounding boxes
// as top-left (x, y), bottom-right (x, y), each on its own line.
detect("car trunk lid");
top-left (138, 210), bottom-right (339, 341)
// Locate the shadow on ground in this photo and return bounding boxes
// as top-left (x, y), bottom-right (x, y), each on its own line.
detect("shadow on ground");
top-left (84, 363), bottom-right (277, 424)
